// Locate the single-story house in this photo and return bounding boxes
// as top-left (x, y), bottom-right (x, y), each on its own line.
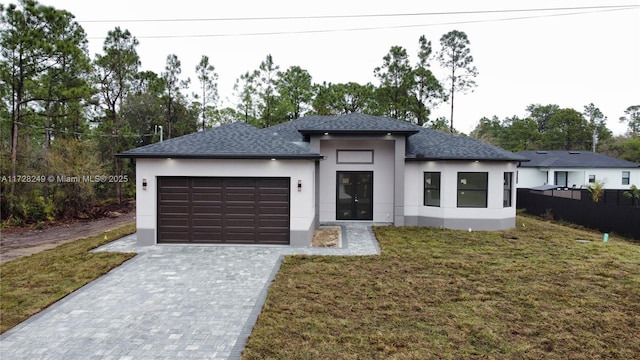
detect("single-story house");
top-left (118, 113), bottom-right (528, 247)
top-left (515, 150), bottom-right (640, 190)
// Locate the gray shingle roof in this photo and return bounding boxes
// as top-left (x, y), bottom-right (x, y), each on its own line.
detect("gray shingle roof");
top-left (406, 128), bottom-right (529, 161)
top-left (117, 121), bottom-right (321, 159)
top-left (118, 113), bottom-right (526, 162)
top-left (262, 117), bottom-right (320, 142)
top-left (516, 150), bottom-right (640, 168)
top-left (297, 113), bottom-right (420, 134)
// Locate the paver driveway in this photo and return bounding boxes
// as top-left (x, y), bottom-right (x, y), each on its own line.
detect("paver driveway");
top-left (0, 223), bottom-right (380, 359)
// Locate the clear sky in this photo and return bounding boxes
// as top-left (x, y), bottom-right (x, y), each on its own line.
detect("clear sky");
top-left (31, 0), bottom-right (640, 134)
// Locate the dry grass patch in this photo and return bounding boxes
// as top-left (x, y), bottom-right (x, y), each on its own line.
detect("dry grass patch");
top-left (0, 224), bottom-right (136, 333)
top-left (242, 215), bottom-right (640, 359)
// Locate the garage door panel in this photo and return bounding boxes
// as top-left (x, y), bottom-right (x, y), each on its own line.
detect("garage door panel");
top-left (226, 205), bottom-right (256, 215)
top-left (192, 205), bottom-right (222, 214)
top-left (160, 193), bottom-right (189, 201)
top-left (258, 178), bottom-right (289, 186)
top-left (259, 233), bottom-right (290, 244)
top-left (161, 178), bottom-right (189, 186)
top-left (160, 205), bottom-right (190, 213)
top-left (192, 229), bottom-right (223, 238)
top-left (192, 193), bottom-right (222, 202)
top-left (225, 218), bottom-right (257, 227)
top-left (159, 215), bottom-right (189, 224)
top-left (192, 218), bottom-right (222, 226)
top-left (258, 185), bottom-right (288, 192)
top-left (259, 194), bottom-right (288, 202)
top-left (259, 217), bottom-right (288, 226)
top-left (158, 177), bottom-right (289, 244)
top-left (225, 192), bottom-right (256, 201)
top-left (225, 234), bottom-right (257, 243)
top-left (259, 205), bottom-right (289, 213)
top-left (192, 177), bottom-right (222, 186)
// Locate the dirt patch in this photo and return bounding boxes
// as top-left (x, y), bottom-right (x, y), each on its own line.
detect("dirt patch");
top-left (312, 226), bottom-right (341, 247)
top-left (0, 204), bottom-right (136, 264)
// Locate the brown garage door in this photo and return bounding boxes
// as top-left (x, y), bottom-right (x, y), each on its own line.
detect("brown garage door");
top-left (157, 177), bottom-right (290, 244)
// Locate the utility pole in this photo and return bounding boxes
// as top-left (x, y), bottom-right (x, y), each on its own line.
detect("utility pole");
top-left (155, 125), bottom-right (163, 142)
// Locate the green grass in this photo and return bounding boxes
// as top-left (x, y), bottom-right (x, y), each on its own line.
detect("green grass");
top-left (0, 224), bottom-right (136, 334)
top-left (242, 215), bottom-right (640, 359)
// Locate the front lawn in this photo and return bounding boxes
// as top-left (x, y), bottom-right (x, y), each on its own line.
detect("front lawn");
top-left (242, 216), bottom-right (640, 359)
top-left (0, 224), bottom-right (136, 334)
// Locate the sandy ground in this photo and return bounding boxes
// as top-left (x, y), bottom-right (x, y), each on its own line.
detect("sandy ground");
top-left (0, 212), bottom-right (135, 264)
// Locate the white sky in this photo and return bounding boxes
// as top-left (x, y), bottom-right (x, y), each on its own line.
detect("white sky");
top-left (32, 0), bottom-right (640, 134)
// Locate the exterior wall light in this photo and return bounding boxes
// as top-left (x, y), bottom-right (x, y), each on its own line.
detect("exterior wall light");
top-left (298, 180), bottom-right (302, 192)
top-left (142, 178), bottom-right (148, 190)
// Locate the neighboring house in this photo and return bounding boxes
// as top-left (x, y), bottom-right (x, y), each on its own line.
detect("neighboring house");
top-left (118, 113), bottom-right (527, 247)
top-left (515, 150), bottom-right (640, 190)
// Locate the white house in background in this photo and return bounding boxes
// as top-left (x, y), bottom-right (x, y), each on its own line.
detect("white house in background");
top-left (515, 150), bottom-right (640, 190)
top-left (118, 113), bottom-right (528, 247)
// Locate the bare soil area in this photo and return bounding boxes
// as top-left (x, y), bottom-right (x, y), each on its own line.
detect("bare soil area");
top-left (312, 226), bottom-right (341, 247)
top-left (0, 204), bottom-right (136, 264)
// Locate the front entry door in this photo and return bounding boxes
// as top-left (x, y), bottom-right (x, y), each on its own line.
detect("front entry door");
top-left (336, 172), bottom-right (373, 220)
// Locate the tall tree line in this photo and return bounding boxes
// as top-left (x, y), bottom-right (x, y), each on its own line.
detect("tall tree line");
top-left (0, 0), bottom-right (198, 223)
top-left (470, 103), bottom-right (640, 164)
top-left (0, 1), bottom-right (461, 224)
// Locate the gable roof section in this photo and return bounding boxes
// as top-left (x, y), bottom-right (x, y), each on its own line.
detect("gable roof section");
top-left (297, 113), bottom-right (420, 135)
top-left (117, 122), bottom-right (321, 159)
top-left (118, 113), bottom-right (527, 162)
top-left (516, 150), bottom-right (640, 168)
top-left (263, 116), bottom-right (322, 142)
top-left (406, 128), bottom-right (529, 161)
top-left (267, 113), bottom-right (525, 161)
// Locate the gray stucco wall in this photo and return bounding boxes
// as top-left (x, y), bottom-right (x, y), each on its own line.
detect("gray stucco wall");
top-left (403, 215), bottom-right (516, 231)
top-left (136, 228), bottom-right (155, 246)
top-left (290, 222), bottom-right (315, 247)
top-left (393, 137), bottom-right (405, 226)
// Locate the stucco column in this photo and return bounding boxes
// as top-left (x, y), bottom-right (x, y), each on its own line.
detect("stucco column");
top-left (547, 170), bottom-right (554, 185)
top-left (394, 136), bottom-right (405, 225)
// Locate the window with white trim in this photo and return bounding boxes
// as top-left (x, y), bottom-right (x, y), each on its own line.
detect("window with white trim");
top-left (622, 171), bottom-right (630, 185)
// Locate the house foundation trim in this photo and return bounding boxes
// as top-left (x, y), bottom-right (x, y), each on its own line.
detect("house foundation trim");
top-left (404, 216), bottom-right (515, 231)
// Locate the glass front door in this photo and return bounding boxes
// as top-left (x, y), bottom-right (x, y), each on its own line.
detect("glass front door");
top-left (336, 172), bottom-right (373, 220)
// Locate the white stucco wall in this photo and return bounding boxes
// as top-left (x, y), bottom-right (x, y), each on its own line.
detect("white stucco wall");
top-left (135, 158), bottom-right (316, 245)
top-left (517, 167), bottom-right (640, 189)
top-left (404, 161), bottom-right (519, 230)
top-left (315, 136), bottom-right (397, 223)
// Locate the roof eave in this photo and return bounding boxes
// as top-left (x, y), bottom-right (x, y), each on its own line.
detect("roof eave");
top-left (299, 129), bottom-right (419, 135)
top-left (115, 153), bottom-right (323, 160)
top-left (519, 164), bottom-right (639, 168)
top-left (405, 156), bottom-right (528, 162)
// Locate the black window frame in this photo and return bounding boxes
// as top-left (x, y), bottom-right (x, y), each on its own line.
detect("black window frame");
top-left (457, 172), bottom-right (488, 208)
top-left (588, 174), bottom-right (596, 183)
top-left (503, 172), bottom-right (513, 207)
top-left (423, 172), bottom-right (441, 207)
top-left (555, 171), bottom-right (568, 188)
top-left (622, 171), bottom-right (630, 185)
